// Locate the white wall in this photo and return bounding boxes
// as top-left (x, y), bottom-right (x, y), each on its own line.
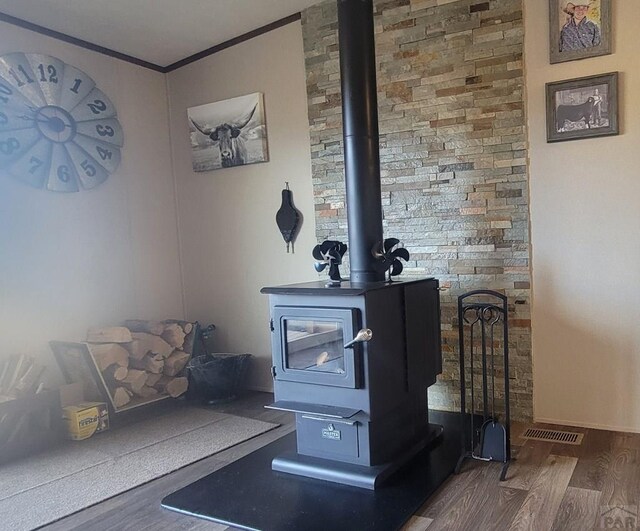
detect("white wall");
top-left (526, 4), bottom-right (640, 431)
top-left (166, 22), bottom-right (317, 391)
top-left (0, 22), bottom-right (184, 383)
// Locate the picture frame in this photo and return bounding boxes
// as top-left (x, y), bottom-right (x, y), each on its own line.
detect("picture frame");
top-left (549, 0), bottom-right (611, 64)
top-left (187, 92), bottom-right (269, 172)
top-left (546, 72), bottom-right (618, 143)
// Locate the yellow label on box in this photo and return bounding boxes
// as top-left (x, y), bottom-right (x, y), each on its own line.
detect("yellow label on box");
top-left (63, 402), bottom-right (109, 440)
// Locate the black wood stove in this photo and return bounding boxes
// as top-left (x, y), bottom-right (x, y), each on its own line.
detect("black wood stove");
top-left (261, 0), bottom-right (445, 490)
top-left (261, 279), bottom-right (442, 489)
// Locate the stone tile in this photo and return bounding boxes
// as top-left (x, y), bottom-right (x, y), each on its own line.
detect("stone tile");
top-left (303, 0), bottom-right (531, 420)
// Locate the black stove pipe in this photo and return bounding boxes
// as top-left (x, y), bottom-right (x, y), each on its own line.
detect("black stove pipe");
top-left (338, 0), bottom-right (385, 283)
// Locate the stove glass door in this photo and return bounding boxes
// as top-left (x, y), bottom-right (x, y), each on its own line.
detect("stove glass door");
top-left (273, 306), bottom-right (360, 388)
top-left (284, 319), bottom-right (345, 374)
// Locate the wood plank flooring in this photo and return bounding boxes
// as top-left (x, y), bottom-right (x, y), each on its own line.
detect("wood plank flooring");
top-left (41, 392), bottom-right (640, 531)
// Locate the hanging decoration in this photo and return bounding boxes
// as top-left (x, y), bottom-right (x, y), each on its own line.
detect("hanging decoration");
top-left (275, 182), bottom-right (301, 253)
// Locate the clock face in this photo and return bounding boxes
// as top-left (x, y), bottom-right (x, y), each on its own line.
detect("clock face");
top-left (0, 53), bottom-right (123, 192)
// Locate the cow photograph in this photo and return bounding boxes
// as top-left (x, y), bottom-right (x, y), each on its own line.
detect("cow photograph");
top-left (187, 93), bottom-right (268, 172)
top-left (546, 72), bottom-right (618, 143)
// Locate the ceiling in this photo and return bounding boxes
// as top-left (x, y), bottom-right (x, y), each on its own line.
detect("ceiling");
top-left (0, 0), bottom-right (322, 68)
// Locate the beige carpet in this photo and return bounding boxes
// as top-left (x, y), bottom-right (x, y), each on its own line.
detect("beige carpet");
top-left (0, 406), bottom-right (277, 530)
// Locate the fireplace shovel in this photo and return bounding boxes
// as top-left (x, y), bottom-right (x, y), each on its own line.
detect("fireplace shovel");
top-left (480, 418), bottom-right (507, 461)
top-left (479, 310), bottom-right (506, 462)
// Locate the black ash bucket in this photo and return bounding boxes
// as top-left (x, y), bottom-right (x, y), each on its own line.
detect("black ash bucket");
top-left (186, 353), bottom-right (252, 404)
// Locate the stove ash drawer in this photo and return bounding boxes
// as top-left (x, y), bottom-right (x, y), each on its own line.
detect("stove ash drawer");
top-left (296, 415), bottom-right (360, 460)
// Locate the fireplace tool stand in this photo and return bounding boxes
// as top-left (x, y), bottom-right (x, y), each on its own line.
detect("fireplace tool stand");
top-left (454, 290), bottom-right (511, 481)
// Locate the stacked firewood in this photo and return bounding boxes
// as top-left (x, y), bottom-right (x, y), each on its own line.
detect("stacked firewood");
top-left (86, 320), bottom-right (194, 409)
top-left (0, 356), bottom-right (47, 402)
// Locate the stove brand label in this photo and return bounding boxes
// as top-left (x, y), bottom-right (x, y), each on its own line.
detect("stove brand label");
top-left (322, 424), bottom-right (341, 441)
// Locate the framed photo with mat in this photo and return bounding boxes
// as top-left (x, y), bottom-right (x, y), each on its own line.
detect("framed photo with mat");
top-left (546, 72), bottom-right (618, 143)
top-left (549, 0), bottom-right (611, 64)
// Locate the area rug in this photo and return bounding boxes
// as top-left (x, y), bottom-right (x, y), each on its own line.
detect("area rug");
top-left (0, 406), bottom-right (278, 531)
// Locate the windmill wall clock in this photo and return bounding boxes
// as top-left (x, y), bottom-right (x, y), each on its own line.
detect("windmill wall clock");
top-left (0, 52), bottom-right (123, 192)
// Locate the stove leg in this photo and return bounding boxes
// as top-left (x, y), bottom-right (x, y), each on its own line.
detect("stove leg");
top-left (454, 453), bottom-right (467, 475)
top-left (499, 460), bottom-right (510, 481)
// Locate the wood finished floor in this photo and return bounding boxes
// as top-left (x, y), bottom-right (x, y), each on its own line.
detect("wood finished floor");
top-left (41, 392), bottom-right (640, 531)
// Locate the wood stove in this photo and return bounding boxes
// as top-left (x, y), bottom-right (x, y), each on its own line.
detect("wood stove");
top-left (262, 0), bottom-right (444, 489)
top-left (262, 279), bottom-right (442, 488)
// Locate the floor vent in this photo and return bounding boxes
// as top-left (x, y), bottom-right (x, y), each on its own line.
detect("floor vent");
top-left (521, 428), bottom-right (584, 445)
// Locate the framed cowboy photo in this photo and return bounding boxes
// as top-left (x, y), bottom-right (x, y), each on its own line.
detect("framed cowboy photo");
top-left (546, 72), bottom-right (618, 143)
top-left (549, 0), bottom-right (611, 63)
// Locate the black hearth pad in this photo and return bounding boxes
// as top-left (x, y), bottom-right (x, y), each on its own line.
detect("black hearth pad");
top-left (161, 411), bottom-right (461, 531)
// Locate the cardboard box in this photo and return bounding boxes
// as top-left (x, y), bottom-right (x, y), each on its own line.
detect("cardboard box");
top-left (63, 402), bottom-right (109, 440)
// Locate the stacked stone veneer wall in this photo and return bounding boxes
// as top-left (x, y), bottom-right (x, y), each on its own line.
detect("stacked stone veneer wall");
top-left (302, 0), bottom-right (532, 420)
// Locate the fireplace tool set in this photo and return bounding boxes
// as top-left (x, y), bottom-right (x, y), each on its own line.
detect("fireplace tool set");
top-left (455, 290), bottom-right (511, 481)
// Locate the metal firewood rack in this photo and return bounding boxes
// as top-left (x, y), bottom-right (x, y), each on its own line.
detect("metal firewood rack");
top-left (454, 290), bottom-right (511, 481)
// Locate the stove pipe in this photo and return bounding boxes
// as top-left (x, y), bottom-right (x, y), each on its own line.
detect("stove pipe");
top-left (338, 0), bottom-right (385, 283)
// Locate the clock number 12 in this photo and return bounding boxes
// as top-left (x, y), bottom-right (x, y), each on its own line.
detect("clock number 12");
top-left (37, 64), bottom-right (59, 84)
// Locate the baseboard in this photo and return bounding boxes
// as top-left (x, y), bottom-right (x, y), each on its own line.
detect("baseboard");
top-left (534, 416), bottom-right (640, 434)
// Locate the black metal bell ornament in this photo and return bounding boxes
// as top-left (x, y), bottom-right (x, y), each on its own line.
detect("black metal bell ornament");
top-left (275, 182), bottom-right (301, 253)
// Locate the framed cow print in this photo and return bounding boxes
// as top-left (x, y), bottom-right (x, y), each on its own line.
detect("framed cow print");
top-left (546, 72), bottom-right (618, 143)
top-left (549, 0), bottom-right (611, 64)
top-left (187, 92), bottom-right (269, 172)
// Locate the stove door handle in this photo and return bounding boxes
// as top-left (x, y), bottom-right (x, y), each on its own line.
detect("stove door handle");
top-left (344, 328), bottom-right (372, 349)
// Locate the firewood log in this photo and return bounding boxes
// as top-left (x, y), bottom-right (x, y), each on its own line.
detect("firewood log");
top-left (101, 365), bottom-right (128, 388)
top-left (131, 333), bottom-right (173, 358)
top-left (124, 320), bottom-right (165, 336)
top-left (86, 327), bottom-right (132, 343)
top-left (163, 351), bottom-right (190, 377)
top-left (113, 387), bottom-right (132, 408)
top-left (145, 372), bottom-right (163, 387)
top-left (129, 354), bottom-right (164, 374)
top-left (162, 323), bottom-right (186, 349)
top-left (4, 355), bottom-right (29, 395)
top-left (135, 385), bottom-right (159, 399)
top-left (123, 339), bottom-right (147, 360)
top-left (166, 377), bottom-right (188, 398)
top-left (183, 323), bottom-right (193, 334)
top-left (13, 362), bottom-right (46, 396)
top-left (155, 376), bottom-right (188, 398)
top-left (121, 369), bottom-right (148, 394)
top-left (89, 344), bottom-right (129, 371)
top-left (154, 375), bottom-right (171, 392)
top-left (0, 360), bottom-right (10, 394)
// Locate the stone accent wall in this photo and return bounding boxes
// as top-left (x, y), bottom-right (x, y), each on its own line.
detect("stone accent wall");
top-left (302, 0), bottom-right (532, 420)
